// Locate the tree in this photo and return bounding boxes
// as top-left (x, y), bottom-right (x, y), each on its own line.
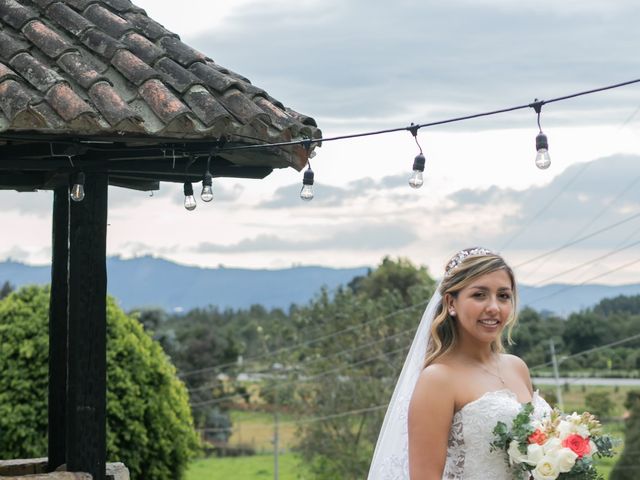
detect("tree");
top-left (0, 280), bottom-right (14, 300)
top-left (0, 285), bottom-right (199, 480)
top-left (610, 390), bottom-right (640, 480)
top-left (288, 258), bottom-right (436, 479)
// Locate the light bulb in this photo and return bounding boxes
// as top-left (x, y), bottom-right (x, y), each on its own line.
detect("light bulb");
top-left (183, 182), bottom-right (197, 211)
top-left (300, 184), bottom-right (314, 201)
top-left (408, 170), bottom-right (424, 188)
top-left (201, 172), bottom-right (213, 202)
top-left (535, 149), bottom-right (551, 169)
top-left (535, 132), bottom-right (551, 169)
top-left (300, 167), bottom-right (314, 201)
top-left (408, 153), bottom-right (425, 189)
top-left (70, 172), bottom-right (85, 202)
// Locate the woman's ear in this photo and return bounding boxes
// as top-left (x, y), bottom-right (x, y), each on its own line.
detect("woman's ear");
top-left (444, 293), bottom-right (456, 316)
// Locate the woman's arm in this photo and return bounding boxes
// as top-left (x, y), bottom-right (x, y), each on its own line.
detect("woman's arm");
top-left (407, 364), bottom-right (455, 480)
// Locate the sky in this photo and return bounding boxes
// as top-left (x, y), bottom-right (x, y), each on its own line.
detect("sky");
top-left (2, 0), bottom-right (640, 285)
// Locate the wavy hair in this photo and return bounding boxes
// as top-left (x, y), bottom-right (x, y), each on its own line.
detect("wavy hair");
top-left (424, 250), bottom-right (518, 367)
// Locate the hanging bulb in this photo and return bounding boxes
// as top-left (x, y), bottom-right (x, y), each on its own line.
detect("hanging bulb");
top-left (300, 167), bottom-right (314, 201)
top-left (201, 172), bottom-right (213, 202)
top-left (183, 181), bottom-right (197, 210)
top-left (535, 132), bottom-right (551, 169)
top-left (70, 172), bottom-right (85, 202)
top-left (408, 153), bottom-right (425, 189)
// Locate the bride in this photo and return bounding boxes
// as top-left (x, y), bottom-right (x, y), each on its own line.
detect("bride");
top-left (368, 248), bottom-right (551, 479)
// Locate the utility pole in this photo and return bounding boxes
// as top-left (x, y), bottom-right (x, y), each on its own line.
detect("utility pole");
top-left (272, 363), bottom-right (282, 480)
top-left (549, 339), bottom-right (564, 412)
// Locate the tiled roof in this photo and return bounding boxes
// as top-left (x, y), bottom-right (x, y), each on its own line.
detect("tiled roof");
top-left (0, 0), bottom-right (321, 178)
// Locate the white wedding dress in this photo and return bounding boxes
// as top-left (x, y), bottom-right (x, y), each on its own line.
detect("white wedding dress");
top-left (372, 389), bottom-right (551, 479)
top-left (442, 389), bottom-right (552, 480)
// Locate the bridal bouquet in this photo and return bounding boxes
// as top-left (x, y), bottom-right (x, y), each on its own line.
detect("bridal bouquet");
top-left (491, 403), bottom-right (614, 480)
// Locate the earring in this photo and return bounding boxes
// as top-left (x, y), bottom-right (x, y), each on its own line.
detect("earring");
top-left (449, 310), bottom-right (456, 316)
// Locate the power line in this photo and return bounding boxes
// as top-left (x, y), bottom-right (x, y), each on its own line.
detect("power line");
top-left (178, 299), bottom-right (428, 379)
top-left (526, 256), bottom-right (640, 306)
top-left (190, 344), bottom-right (410, 409)
top-left (514, 211), bottom-right (640, 269)
top-left (529, 332), bottom-right (640, 371)
top-left (187, 324), bottom-right (418, 394)
top-left (529, 239), bottom-right (640, 287)
top-left (521, 174), bottom-right (640, 279)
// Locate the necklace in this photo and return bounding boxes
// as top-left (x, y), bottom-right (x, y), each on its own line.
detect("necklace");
top-left (475, 355), bottom-right (506, 386)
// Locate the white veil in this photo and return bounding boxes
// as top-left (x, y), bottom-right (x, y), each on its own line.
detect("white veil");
top-left (367, 282), bottom-right (443, 479)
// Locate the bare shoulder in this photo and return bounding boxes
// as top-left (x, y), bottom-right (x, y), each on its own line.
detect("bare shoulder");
top-left (410, 363), bottom-right (456, 412)
top-left (501, 353), bottom-right (533, 390)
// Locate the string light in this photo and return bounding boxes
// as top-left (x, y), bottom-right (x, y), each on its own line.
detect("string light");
top-left (531, 100), bottom-right (551, 170)
top-left (70, 172), bottom-right (85, 202)
top-left (47, 77), bottom-right (630, 207)
top-left (300, 164), bottom-right (314, 201)
top-left (408, 124), bottom-right (425, 189)
top-left (201, 155), bottom-right (213, 202)
top-left (183, 181), bottom-right (197, 211)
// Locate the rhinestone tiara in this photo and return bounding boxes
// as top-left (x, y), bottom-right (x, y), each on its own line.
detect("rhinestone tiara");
top-left (445, 247), bottom-right (495, 277)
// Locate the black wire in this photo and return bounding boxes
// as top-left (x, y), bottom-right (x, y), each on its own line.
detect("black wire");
top-left (221, 77), bottom-right (640, 153)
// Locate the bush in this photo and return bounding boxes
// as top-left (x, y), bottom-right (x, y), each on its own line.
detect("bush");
top-left (0, 286), bottom-right (199, 480)
top-left (611, 391), bottom-right (640, 480)
top-left (584, 391), bottom-right (614, 419)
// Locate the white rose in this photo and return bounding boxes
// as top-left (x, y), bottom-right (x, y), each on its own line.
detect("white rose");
top-left (543, 438), bottom-right (562, 454)
top-left (508, 440), bottom-right (528, 465)
top-left (548, 447), bottom-right (578, 473)
top-left (557, 420), bottom-right (573, 440)
top-left (532, 455), bottom-right (561, 480)
top-left (525, 443), bottom-right (545, 466)
top-left (576, 424), bottom-right (590, 438)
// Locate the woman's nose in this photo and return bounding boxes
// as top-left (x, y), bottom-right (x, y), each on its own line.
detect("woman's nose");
top-left (485, 296), bottom-right (500, 314)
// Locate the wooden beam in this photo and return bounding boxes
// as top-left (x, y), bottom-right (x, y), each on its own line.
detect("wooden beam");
top-left (48, 186), bottom-right (69, 472)
top-left (66, 173), bottom-right (108, 480)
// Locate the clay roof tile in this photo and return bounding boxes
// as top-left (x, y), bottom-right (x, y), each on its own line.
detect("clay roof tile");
top-left (84, 3), bottom-right (134, 38)
top-left (22, 20), bottom-right (76, 59)
top-left (0, 0), bottom-right (39, 30)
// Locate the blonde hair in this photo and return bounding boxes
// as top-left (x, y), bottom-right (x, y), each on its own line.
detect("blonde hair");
top-left (424, 250), bottom-right (518, 367)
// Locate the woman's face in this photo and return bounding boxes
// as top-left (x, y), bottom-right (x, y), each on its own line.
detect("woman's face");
top-left (447, 269), bottom-right (514, 344)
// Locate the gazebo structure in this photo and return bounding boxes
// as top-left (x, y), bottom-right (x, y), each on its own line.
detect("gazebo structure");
top-left (0, 1), bottom-right (321, 478)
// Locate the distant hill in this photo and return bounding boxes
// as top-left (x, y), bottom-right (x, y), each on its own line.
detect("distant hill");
top-left (0, 256), bottom-right (639, 315)
top-left (0, 256), bottom-right (370, 312)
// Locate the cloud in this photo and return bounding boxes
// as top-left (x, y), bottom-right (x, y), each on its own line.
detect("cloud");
top-left (189, 0), bottom-right (640, 130)
top-left (444, 154), bottom-right (640, 250)
top-left (0, 190), bottom-right (52, 217)
top-left (262, 173), bottom-right (410, 208)
top-left (194, 223), bottom-right (418, 253)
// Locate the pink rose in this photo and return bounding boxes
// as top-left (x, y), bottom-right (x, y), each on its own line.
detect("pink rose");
top-left (528, 429), bottom-right (548, 445)
top-left (562, 434), bottom-right (591, 458)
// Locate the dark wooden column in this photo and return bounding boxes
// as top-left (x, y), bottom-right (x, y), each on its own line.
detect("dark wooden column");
top-left (48, 186), bottom-right (69, 471)
top-left (66, 173), bottom-right (108, 480)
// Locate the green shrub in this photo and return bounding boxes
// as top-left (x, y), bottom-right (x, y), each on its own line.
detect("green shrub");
top-left (0, 286), bottom-right (199, 479)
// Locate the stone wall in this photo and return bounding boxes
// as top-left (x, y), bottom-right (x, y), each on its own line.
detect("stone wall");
top-left (0, 459), bottom-right (129, 480)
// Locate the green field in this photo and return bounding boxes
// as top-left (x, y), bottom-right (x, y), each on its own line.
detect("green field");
top-left (188, 384), bottom-right (630, 479)
top-left (186, 453), bottom-right (305, 480)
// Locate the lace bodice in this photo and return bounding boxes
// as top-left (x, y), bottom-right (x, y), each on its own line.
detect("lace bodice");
top-left (443, 389), bottom-right (552, 480)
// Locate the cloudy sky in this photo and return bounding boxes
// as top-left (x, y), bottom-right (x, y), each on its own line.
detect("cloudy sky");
top-left (2, 0), bottom-right (640, 285)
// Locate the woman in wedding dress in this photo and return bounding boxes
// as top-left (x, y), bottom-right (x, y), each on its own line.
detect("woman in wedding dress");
top-left (368, 248), bottom-right (551, 480)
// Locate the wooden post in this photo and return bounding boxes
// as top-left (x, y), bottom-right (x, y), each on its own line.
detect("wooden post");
top-left (48, 186), bottom-right (69, 471)
top-left (66, 173), bottom-right (108, 480)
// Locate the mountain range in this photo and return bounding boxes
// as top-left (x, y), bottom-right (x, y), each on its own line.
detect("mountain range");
top-left (0, 256), bottom-right (638, 316)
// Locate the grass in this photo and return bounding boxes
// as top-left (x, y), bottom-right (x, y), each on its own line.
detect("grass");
top-left (189, 384), bottom-right (634, 478)
top-left (185, 453), bottom-right (306, 480)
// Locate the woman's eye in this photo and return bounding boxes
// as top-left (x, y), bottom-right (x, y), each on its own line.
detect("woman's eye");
top-left (499, 293), bottom-right (512, 300)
